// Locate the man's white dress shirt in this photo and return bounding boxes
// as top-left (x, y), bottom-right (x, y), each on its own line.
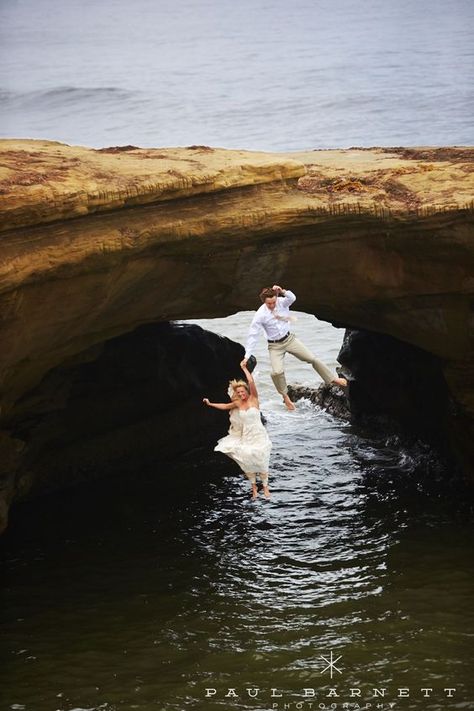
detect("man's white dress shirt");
top-left (245, 290), bottom-right (296, 358)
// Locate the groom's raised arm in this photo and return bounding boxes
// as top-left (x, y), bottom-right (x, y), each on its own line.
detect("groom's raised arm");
top-left (279, 289), bottom-right (296, 308)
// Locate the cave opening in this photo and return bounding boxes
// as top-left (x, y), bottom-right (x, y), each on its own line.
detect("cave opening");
top-left (0, 320), bottom-right (243, 528)
top-left (1, 305), bottom-right (470, 541)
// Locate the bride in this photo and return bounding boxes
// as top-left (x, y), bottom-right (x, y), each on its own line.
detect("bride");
top-left (203, 360), bottom-right (272, 499)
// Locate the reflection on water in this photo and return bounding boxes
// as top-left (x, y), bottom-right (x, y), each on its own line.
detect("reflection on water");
top-left (1, 316), bottom-right (473, 711)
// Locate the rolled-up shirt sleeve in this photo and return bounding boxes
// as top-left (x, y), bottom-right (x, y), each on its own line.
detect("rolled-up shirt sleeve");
top-left (281, 289), bottom-right (296, 308)
top-left (245, 313), bottom-right (263, 358)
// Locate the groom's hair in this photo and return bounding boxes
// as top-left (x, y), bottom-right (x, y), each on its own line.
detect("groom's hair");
top-left (259, 287), bottom-right (276, 302)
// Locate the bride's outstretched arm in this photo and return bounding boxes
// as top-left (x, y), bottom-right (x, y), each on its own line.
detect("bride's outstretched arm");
top-left (203, 399), bottom-right (237, 410)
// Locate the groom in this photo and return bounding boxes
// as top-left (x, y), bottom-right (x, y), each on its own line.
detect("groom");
top-left (243, 285), bottom-right (347, 410)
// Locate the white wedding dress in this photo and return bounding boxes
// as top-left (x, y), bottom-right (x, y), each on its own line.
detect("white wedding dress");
top-left (215, 407), bottom-right (272, 473)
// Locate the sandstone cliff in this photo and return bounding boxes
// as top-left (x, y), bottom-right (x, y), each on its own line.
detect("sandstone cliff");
top-left (1, 140), bottom-right (473, 530)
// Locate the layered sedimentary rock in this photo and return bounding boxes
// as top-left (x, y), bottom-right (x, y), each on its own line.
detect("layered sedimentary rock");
top-left (0, 140), bottom-right (473, 530)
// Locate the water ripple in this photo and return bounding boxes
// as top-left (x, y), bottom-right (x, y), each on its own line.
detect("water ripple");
top-left (1, 315), bottom-right (473, 710)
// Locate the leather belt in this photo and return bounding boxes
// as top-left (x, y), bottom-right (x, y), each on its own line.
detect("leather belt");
top-left (268, 332), bottom-right (290, 344)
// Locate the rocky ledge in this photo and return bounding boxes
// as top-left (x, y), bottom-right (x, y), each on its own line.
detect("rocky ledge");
top-left (0, 140), bottom-right (473, 531)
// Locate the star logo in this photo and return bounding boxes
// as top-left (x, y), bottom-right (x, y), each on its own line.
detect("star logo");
top-left (319, 651), bottom-right (343, 678)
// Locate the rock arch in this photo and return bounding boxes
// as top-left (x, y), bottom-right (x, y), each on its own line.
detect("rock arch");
top-left (1, 140), bottom-right (473, 530)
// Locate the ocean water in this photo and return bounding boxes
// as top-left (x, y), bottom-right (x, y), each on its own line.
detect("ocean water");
top-left (1, 3), bottom-right (474, 710)
top-left (0, 0), bottom-right (473, 150)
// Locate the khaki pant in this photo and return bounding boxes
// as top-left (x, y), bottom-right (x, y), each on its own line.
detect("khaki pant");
top-left (268, 333), bottom-right (334, 395)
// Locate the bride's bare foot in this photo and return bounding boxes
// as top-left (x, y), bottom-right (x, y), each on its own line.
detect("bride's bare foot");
top-left (251, 483), bottom-right (258, 499)
top-left (262, 484), bottom-right (270, 499)
top-left (283, 394), bottom-right (296, 410)
top-left (332, 377), bottom-right (348, 388)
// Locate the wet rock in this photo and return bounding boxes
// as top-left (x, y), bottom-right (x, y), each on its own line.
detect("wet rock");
top-left (290, 327), bottom-right (464, 479)
top-left (337, 329), bottom-right (450, 433)
top-left (337, 328), bottom-right (468, 477)
top-left (287, 383), bottom-right (351, 420)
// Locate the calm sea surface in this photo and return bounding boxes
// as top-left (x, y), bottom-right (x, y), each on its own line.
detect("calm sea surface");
top-left (0, 0), bottom-right (473, 149)
top-left (1, 2), bottom-right (474, 710)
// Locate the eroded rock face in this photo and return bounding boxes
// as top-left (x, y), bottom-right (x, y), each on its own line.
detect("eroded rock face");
top-left (291, 328), bottom-right (456, 456)
top-left (0, 140), bottom-right (473, 529)
top-left (0, 322), bottom-right (244, 532)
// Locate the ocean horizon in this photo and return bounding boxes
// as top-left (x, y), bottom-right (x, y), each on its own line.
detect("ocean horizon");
top-left (1, 0), bottom-right (473, 150)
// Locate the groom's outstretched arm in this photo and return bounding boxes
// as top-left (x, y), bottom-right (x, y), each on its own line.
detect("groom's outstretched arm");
top-left (244, 311), bottom-right (263, 360)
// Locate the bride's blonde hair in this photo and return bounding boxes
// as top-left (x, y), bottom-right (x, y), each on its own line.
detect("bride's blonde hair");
top-left (228, 379), bottom-right (249, 400)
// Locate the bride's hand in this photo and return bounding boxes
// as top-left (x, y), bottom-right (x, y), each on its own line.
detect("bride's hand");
top-left (240, 359), bottom-right (248, 370)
